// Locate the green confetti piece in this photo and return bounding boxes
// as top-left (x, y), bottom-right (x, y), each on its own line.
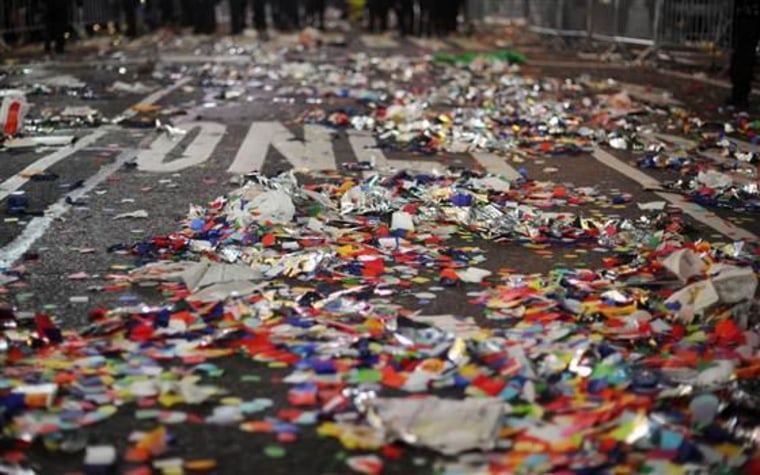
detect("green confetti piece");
top-left (135, 410), bottom-right (160, 420)
top-left (241, 375), bottom-right (261, 383)
top-left (433, 50), bottom-right (528, 65)
top-left (264, 444), bottom-right (286, 458)
top-left (351, 368), bottom-right (382, 384)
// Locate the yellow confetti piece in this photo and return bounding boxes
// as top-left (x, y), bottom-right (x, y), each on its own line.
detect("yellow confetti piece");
top-left (158, 393), bottom-right (184, 407)
top-left (185, 459), bottom-right (218, 472)
top-left (220, 397), bottom-right (243, 406)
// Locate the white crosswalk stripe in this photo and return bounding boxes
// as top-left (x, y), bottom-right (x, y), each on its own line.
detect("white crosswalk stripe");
top-left (593, 147), bottom-right (757, 242)
top-left (359, 34), bottom-right (400, 49)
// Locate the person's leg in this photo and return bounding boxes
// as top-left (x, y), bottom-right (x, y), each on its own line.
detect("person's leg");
top-left (377, 0), bottom-right (388, 33)
top-left (430, 0), bottom-right (443, 36)
top-left (396, 1), bottom-right (407, 36)
top-left (160, 0), bottom-right (175, 26)
top-left (279, 0), bottom-right (294, 30)
top-left (730, 13), bottom-right (759, 105)
top-left (251, 0), bottom-right (267, 31)
top-left (207, 0), bottom-right (218, 33)
top-left (230, 0), bottom-right (245, 34)
top-left (450, 0), bottom-right (461, 34)
top-left (316, 0), bottom-right (326, 29)
top-left (123, 0), bottom-right (138, 37)
top-left (288, 0), bottom-right (301, 29)
top-left (367, 0), bottom-right (376, 32)
top-left (418, 0), bottom-right (430, 36)
top-left (195, 0), bottom-right (216, 34)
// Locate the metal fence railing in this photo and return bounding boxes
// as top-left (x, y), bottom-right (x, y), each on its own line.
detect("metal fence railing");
top-left (525, 0), bottom-right (735, 53)
top-left (657, 0), bottom-right (734, 50)
top-left (481, 0), bottom-right (528, 21)
top-left (1, 0), bottom-right (47, 37)
top-left (0, 0), bottom-right (740, 59)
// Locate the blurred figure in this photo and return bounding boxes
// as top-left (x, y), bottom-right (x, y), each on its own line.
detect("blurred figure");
top-left (122, 0), bottom-right (139, 38)
top-left (450, 0), bottom-right (463, 34)
top-left (368, 0), bottom-right (390, 32)
top-left (276, 0), bottom-right (300, 31)
top-left (437, 0), bottom-right (458, 36)
top-left (251, 0), bottom-right (268, 35)
top-left (306, 0), bottom-right (326, 30)
top-left (230, 0), bottom-right (248, 34)
top-left (396, 0), bottom-right (414, 36)
top-left (45, 0), bottom-right (70, 54)
top-left (158, 0), bottom-right (177, 26)
top-left (418, 0), bottom-right (434, 36)
top-left (181, 0), bottom-right (195, 27)
top-left (728, 0), bottom-right (760, 110)
top-left (194, 0), bottom-right (218, 34)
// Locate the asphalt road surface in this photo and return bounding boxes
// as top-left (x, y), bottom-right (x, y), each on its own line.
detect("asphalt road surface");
top-left (1, 29), bottom-right (759, 475)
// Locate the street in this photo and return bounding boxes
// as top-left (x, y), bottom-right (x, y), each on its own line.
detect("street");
top-left (1, 26), bottom-right (760, 475)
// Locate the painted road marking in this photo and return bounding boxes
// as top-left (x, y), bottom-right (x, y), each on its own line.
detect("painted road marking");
top-left (137, 121), bottom-right (227, 173)
top-left (0, 129), bottom-right (109, 202)
top-left (359, 34), bottom-right (400, 49)
top-left (654, 133), bottom-right (756, 185)
top-left (0, 149), bottom-right (139, 268)
top-left (471, 152), bottom-right (523, 180)
top-left (345, 129), bottom-right (439, 175)
top-left (408, 37), bottom-right (451, 51)
top-left (0, 78), bottom-right (193, 267)
top-left (159, 54), bottom-right (250, 65)
top-left (593, 147), bottom-right (757, 241)
top-left (229, 122), bottom-right (337, 174)
top-left (0, 77), bottom-right (192, 202)
top-left (446, 37), bottom-right (490, 51)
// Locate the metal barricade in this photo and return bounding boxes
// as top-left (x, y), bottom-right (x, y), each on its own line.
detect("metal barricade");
top-left (482, 0), bottom-right (528, 21)
top-left (589, 0), bottom-right (658, 46)
top-left (525, 0), bottom-right (734, 54)
top-left (528, 0), bottom-right (591, 38)
top-left (657, 0), bottom-right (734, 50)
top-left (78, 0), bottom-right (121, 29)
top-left (1, 0), bottom-right (47, 38)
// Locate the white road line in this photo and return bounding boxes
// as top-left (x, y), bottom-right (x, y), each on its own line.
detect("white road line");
top-left (593, 147), bottom-right (757, 241)
top-left (347, 131), bottom-right (523, 178)
top-left (408, 37), bottom-right (450, 51)
top-left (0, 77), bottom-right (192, 203)
top-left (654, 133), bottom-right (755, 185)
top-left (471, 152), bottom-right (523, 180)
top-left (137, 121), bottom-right (226, 173)
top-left (0, 78), bottom-right (192, 267)
top-left (346, 130), bottom-right (385, 165)
top-left (346, 130), bottom-right (443, 175)
top-left (0, 149), bottom-right (138, 268)
top-left (0, 129), bottom-right (109, 202)
top-left (158, 54), bottom-right (250, 65)
top-left (446, 37), bottom-right (490, 51)
top-left (359, 35), bottom-right (399, 49)
top-left (229, 122), bottom-right (337, 174)
top-left (123, 77), bottom-right (193, 119)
